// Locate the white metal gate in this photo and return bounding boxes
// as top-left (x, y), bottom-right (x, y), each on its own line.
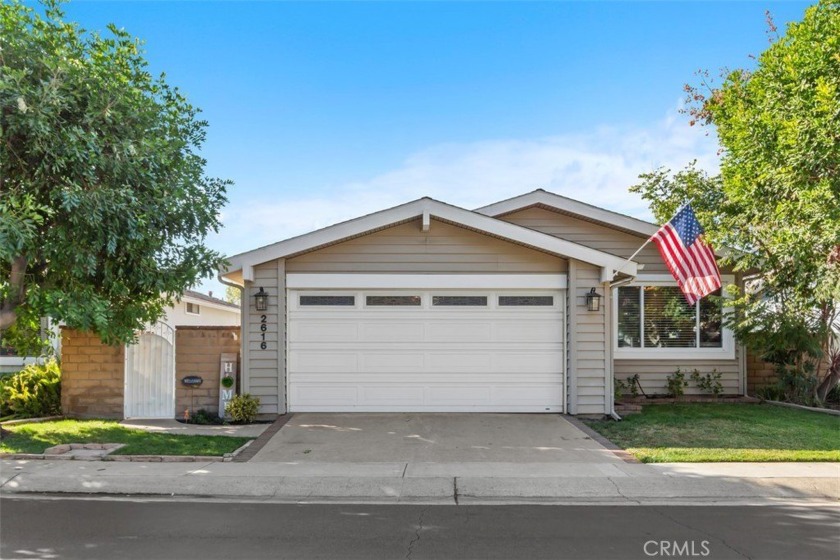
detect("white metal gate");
top-left (124, 322), bottom-right (175, 418)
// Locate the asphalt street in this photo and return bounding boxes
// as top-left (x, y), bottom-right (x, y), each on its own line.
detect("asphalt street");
top-left (2, 497), bottom-right (838, 560)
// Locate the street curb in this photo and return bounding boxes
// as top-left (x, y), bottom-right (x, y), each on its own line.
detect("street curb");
top-left (233, 413), bottom-right (293, 462)
top-left (565, 416), bottom-right (641, 464)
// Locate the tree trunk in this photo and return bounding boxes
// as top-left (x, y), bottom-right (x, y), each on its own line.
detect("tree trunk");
top-left (815, 351), bottom-right (840, 403)
top-left (0, 255), bottom-right (27, 332)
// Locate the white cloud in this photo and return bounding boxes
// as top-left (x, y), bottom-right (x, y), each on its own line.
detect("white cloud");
top-left (199, 108), bottom-right (719, 294)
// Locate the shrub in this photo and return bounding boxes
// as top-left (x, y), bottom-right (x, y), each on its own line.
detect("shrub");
top-left (187, 408), bottom-right (223, 425)
top-left (614, 378), bottom-right (627, 402)
top-left (690, 369), bottom-right (723, 397)
top-left (627, 374), bottom-right (642, 398)
top-left (665, 369), bottom-right (688, 399)
top-left (773, 363), bottom-right (820, 406)
top-left (225, 393), bottom-right (260, 424)
top-left (0, 359), bottom-right (61, 418)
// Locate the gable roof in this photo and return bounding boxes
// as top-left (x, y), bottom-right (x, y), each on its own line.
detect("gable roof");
top-left (220, 197), bottom-right (638, 284)
top-left (474, 189), bottom-right (659, 238)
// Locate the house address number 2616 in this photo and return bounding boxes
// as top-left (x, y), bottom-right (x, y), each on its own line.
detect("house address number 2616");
top-left (259, 314), bottom-right (267, 349)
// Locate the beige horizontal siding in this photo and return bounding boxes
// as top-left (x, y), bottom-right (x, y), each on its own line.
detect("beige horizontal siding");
top-left (573, 262), bottom-right (607, 414)
top-left (244, 259), bottom-right (285, 414)
top-left (287, 218), bottom-right (567, 274)
top-left (614, 349), bottom-right (742, 396)
top-left (500, 206), bottom-right (668, 273)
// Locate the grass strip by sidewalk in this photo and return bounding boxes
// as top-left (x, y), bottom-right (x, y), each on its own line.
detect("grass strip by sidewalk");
top-left (0, 419), bottom-right (252, 456)
top-left (586, 403), bottom-right (840, 463)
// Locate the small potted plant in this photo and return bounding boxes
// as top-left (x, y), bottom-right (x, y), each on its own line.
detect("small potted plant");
top-left (221, 375), bottom-right (235, 389)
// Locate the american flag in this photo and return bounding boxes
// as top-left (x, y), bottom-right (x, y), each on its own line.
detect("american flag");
top-left (651, 205), bottom-right (721, 305)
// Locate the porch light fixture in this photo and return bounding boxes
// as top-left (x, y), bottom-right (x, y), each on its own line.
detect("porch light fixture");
top-left (585, 288), bottom-right (602, 312)
top-left (253, 287), bottom-right (269, 311)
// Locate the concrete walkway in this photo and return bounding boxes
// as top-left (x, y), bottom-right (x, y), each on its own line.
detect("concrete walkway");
top-left (2, 459), bottom-right (837, 505)
top-left (119, 419), bottom-right (268, 438)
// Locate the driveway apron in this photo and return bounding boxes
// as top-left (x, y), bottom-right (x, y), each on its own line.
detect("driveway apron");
top-left (249, 413), bottom-right (623, 464)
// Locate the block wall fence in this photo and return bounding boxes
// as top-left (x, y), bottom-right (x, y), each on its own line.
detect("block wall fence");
top-left (60, 326), bottom-right (241, 419)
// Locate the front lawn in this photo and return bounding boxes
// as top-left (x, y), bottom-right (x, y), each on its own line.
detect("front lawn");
top-left (0, 420), bottom-right (252, 456)
top-left (586, 403), bottom-right (840, 462)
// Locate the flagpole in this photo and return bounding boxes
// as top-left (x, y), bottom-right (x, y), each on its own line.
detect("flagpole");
top-left (612, 238), bottom-right (653, 280)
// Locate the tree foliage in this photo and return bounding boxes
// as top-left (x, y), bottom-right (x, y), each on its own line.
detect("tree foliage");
top-left (631, 1), bottom-right (840, 402)
top-left (0, 0), bottom-right (230, 352)
top-left (224, 284), bottom-right (241, 306)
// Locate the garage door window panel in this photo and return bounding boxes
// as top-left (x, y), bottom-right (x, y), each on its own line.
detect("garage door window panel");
top-left (432, 296), bottom-right (487, 306)
top-left (365, 295), bottom-right (422, 307)
top-left (498, 296), bottom-right (554, 307)
top-left (299, 295), bottom-right (355, 306)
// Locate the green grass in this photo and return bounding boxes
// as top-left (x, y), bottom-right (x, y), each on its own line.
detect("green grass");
top-left (0, 420), bottom-right (252, 456)
top-left (586, 403), bottom-right (840, 463)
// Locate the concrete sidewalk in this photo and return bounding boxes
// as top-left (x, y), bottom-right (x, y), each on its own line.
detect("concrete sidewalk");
top-left (2, 459), bottom-right (837, 506)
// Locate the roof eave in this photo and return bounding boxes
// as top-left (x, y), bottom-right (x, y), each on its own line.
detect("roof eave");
top-left (220, 197), bottom-right (638, 281)
top-left (474, 189), bottom-right (660, 238)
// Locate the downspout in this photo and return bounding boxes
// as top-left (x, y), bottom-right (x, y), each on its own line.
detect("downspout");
top-left (606, 276), bottom-right (638, 421)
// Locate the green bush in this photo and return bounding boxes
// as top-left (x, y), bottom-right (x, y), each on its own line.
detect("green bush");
top-left (690, 369), bottom-right (723, 397)
top-left (187, 408), bottom-right (223, 425)
top-left (666, 369), bottom-right (688, 399)
top-left (0, 360), bottom-right (61, 418)
top-left (225, 393), bottom-right (260, 424)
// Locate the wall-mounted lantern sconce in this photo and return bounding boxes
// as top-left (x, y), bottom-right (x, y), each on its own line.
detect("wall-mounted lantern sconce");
top-left (253, 287), bottom-right (269, 311)
top-left (585, 288), bottom-right (602, 312)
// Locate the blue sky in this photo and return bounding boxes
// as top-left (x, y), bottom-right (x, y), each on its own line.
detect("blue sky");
top-left (60, 0), bottom-right (812, 295)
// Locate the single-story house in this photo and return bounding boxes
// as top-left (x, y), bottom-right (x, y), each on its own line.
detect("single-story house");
top-left (219, 189), bottom-right (744, 417)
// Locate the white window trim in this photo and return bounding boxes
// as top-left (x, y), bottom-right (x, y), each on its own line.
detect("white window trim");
top-left (613, 274), bottom-right (735, 360)
top-left (0, 356), bottom-right (40, 367)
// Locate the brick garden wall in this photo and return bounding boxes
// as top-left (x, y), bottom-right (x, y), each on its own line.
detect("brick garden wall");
top-left (60, 328), bottom-right (125, 418)
top-left (175, 326), bottom-right (241, 418)
top-left (746, 350), bottom-right (777, 395)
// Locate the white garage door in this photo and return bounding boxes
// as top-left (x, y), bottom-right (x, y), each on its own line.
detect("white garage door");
top-left (288, 289), bottom-right (565, 412)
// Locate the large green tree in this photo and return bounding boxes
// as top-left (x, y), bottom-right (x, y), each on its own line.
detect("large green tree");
top-left (1, 0), bottom-right (230, 353)
top-left (632, 1), bottom-right (840, 403)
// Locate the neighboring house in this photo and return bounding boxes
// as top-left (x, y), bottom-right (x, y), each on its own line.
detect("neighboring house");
top-left (164, 290), bottom-right (240, 327)
top-left (220, 189), bottom-right (745, 417)
top-left (0, 319), bottom-right (60, 374)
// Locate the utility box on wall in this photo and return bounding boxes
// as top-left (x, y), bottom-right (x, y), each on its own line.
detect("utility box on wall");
top-left (218, 352), bottom-right (238, 419)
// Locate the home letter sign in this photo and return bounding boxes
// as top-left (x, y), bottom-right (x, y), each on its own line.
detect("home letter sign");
top-left (218, 353), bottom-right (239, 419)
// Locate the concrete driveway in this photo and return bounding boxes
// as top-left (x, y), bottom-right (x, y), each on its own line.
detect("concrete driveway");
top-left (250, 413), bottom-right (623, 464)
